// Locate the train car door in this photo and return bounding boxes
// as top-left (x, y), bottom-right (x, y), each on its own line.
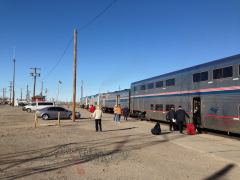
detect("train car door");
top-left (193, 97), bottom-right (201, 123)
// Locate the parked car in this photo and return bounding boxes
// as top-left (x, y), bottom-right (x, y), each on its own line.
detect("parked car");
top-left (23, 102), bottom-right (55, 112)
top-left (36, 106), bottom-right (81, 120)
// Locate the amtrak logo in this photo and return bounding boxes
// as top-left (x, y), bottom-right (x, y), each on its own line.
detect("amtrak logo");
top-left (209, 107), bottom-right (219, 114)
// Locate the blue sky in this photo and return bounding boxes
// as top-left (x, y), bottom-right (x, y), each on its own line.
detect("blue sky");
top-left (1, 0), bottom-right (240, 101)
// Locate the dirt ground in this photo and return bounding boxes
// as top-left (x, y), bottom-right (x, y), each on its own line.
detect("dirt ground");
top-left (0, 105), bottom-right (240, 180)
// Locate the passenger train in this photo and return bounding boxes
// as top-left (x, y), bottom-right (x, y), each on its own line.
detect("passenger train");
top-left (83, 54), bottom-right (240, 134)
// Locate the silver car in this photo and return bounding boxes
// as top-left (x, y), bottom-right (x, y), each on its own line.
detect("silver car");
top-left (36, 106), bottom-right (81, 120)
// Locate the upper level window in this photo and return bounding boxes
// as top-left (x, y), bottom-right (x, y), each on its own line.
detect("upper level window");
top-left (155, 81), bottom-right (163, 88)
top-left (213, 66), bottom-right (232, 79)
top-left (133, 86), bottom-right (137, 91)
top-left (140, 85), bottom-right (146, 90)
top-left (166, 79), bottom-right (175, 86)
top-left (213, 68), bottom-right (222, 79)
top-left (147, 83), bottom-right (154, 89)
top-left (193, 73), bottom-right (200, 82)
top-left (223, 66), bottom-right (233, 78)
top-left (201, 71), bottom-right (208, 81)
top-left (193, 71), bottom-right (208, 82)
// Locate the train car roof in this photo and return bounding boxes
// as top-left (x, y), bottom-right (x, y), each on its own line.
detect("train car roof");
top-left (131, 54), bottom-right (240, 85)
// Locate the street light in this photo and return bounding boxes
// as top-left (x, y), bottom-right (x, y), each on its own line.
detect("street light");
top-left (56, 80), bottom-right (62, 104)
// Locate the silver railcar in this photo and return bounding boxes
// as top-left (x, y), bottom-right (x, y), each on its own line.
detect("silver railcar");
top-left (102, 89), bottom-right (130, 113)
top-left (131, 54), bottom-right (240, 134)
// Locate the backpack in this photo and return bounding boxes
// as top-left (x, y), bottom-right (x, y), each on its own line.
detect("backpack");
top-left (151, 122), bottom-right (161, 135)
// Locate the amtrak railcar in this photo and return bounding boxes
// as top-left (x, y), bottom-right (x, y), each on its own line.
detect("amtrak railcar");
top-left (102, 89), bottom-right (130, 113)
top-left (130, 54), bottom-right (240, 134)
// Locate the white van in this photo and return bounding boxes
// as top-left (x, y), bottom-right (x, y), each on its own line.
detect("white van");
top-left (23, 102), bottom-right (55, 112)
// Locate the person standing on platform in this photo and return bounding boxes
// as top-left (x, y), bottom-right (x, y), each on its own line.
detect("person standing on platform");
top-left (166, 106), bottom-right (176, 131)
top-left (89, 104), bottom-right (95, 118)
top-left (123, 107), bottom-right (129, 120)
top-left (116, 104), bottom-right (122, 123)
top-left (92, 106), bottom-right (103, 132)
top-left (175, 106), bottom-right (189, 134)
top-left (193, 106), bottom-right (202, 133)
top-left (113, 105), bottom-right (117, 121)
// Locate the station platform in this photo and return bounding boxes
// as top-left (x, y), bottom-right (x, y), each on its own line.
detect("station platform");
top-left (170, 133), bottom-right (240, 166)
top-left (136, 120), bottom-right (240, 167)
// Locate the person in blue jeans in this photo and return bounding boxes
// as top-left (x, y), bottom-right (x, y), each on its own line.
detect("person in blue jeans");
top-left (115, 104), bottom-right (122, 123)
top-left (113, 105), bottom-right (117, 121)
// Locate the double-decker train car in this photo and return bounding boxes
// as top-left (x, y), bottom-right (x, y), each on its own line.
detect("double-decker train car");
top-left (102, 89), bottom-right (130, 113)
top-left (130, 54), bottom-right (240, 134)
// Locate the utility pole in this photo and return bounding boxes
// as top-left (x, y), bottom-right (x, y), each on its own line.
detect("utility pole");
top-left (45, 88), bottom-right (48, 100)
top-left (56, 80), bottom-right (62, 104)
top-left (20, 88), bottom-right (22, 101)
top-left (26, 84), bottom-right (29, 101)
top-left (30, 68), bottom-right (41, 98)
top-left (2, 88), bottom-right (6, 103)
top-left (40, 80), bottom-right (43, 96)
top-left (12, 59), bottom-right (16, 106)
top-left (81, 80), bottom-right (83, 105)
top-left (72, 29), bottom-right (77, 122)
top-left (9, 81), bottom-right (12, 104)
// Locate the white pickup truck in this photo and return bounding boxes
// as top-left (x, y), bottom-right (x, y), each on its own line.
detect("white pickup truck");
top-left (23, 102), bottom-right (55, 112)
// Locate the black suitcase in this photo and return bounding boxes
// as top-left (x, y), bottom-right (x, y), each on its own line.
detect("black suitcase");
top-left (151, 122), bottom-right (161, 135)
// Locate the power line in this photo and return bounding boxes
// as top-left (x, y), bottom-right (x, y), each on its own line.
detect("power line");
top-left (42, 36), bottom-right (73, 80)
top-left (42, 0), bottom-right (118, 80)
top-left (77, 0), bottom-right (118, 32)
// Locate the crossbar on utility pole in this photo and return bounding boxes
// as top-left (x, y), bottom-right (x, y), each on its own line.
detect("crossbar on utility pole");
top-left (72, 29), bottom-right (77, 122)
top-left (30, 68), bottom-right (41, 98)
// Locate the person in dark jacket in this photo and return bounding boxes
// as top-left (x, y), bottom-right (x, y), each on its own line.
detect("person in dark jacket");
top-left (175, 106), bottom-right (190, 133)
top-left (166, 107), bottom-right (175, 131)
top-left (123, 107), bottom-right (129, 120)
top-left (193, 106), bottom-right (202, 133)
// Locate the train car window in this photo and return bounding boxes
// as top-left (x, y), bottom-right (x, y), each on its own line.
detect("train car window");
top-left (193, 73), bottom-right (200, 82)
top-left (223, 66), bottom-right (233, 78)
top-left (140, 85), bottom-right (146, 90)
top-left (201, 71), bottom-right (208, 81)
top-left (165, 104), bottom-right (175, 111)
top-left (150, 104), bottom-right (154, 110)
top-left (133, 86), bottom-right (137, 91)
top-left (148, 83), bottom-right (154, 89)
top-left (213, 68), bottom-right (222, 79)
top-left (165, 104), bottom-right (170, 111)
top-left (155, 81), bottom-right (163, 88)
top-left (166, 79), bottom-right (175, 86)
top-left (155, 104), bottom-right (163, 111)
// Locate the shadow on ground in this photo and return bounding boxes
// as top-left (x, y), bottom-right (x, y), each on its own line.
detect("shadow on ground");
top-left (102, 127), bottom-right (137, 132)
top-left (0, 131), bottom-right (187, 180)
top-left (203, 163), bottom-right (236, 180)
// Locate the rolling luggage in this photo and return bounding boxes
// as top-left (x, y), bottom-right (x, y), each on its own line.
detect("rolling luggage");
top-left (186, 123), bottom-right (196, 135)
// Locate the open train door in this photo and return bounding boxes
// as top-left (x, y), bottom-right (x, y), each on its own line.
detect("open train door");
top-left (193, 97), bottom-right (201, 124)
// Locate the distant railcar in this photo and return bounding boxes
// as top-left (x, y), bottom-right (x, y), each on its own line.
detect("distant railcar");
top-left (102, 89), bottom-right (130, 113)
top-left (130, 54), bottom-right (240, 134)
